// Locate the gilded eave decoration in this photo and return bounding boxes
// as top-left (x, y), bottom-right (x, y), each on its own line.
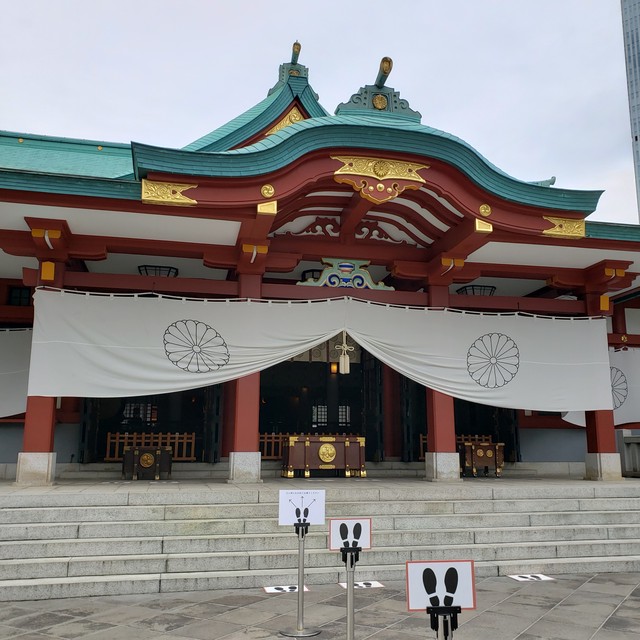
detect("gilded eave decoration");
top-left (331, 156), bottom-right (429, 204)
top-left (266, 106), bottom-right (305, 136)
top-left (141, 179), bottom-right (198, 206)
top-left (542, 216), bottom-right (585, 239)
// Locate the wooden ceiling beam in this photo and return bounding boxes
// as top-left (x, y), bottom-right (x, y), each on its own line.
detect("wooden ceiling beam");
top-left (424, 218), bottom-right (492, 264)
top-left (269, 234), bottom-right (426, 263)
top-left (340, 193), bottom-right (373, 239)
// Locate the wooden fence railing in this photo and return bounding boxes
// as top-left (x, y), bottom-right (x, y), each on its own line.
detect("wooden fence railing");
top-left (419, 433), bottom-right (495, 461)
top-left (105, 432), bottom-right (196, 462)
top-left (260, 433), bottom-right (285, 460)
top-left (107, 432), bottom-right (342, 463)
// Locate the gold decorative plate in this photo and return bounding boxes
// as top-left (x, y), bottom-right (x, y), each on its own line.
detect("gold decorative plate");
top-left (139, 452), bottom-right (155, 468)
top-left (318, 443), bottom-right (337, 463)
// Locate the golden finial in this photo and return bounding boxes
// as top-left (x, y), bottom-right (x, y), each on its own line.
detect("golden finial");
top-left (375, 57), bottom-right (393, 88)
top-left (291, 41), bottom-right (301, 65)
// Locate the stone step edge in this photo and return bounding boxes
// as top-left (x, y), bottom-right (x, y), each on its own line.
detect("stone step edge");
top-left (3, 536), bottom-right (640, 567)
top-left (4, 486), bottom-right (640, 508)
top-left (5, 495), bottom-right (640, 510)
top-left (3, 508), bottom-right (640, 527)
top-left (2, 559), bottom-right (640, 601)
top-left (1, 521), bottom-right (639, 545)
top-left (2, 555), bottom-right (640, 591)
top-left (4, 499), bottom-right (640, 523)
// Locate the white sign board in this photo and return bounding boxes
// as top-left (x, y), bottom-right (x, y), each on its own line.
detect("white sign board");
top-left (328, 518), bottom-right (372, 550)
top-left (278, 490), bottom-right (326, 526)
top-left (406, 560), bottom-right (476, 611)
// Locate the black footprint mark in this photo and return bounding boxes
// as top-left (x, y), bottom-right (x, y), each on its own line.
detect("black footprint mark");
top-left (422, 568), bottom-right (439, 606)
top-left (352, 522), bottom-right (362, 547)
top-left (340, 523), bottom-right (349, 546)
top-left (443, 567), bottom-right (458, 606)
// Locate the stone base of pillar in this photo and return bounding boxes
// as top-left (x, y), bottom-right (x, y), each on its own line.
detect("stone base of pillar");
top-left (227, 451), bottom-right (262, 483)
top-left (584, 452), bottom-right (622, 481)
top-left (424, 452), bottom-right (462, 482)
top-left (15, 452), bottom-right (56, 485)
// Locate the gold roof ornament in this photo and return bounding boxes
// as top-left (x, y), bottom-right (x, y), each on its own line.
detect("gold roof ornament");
top-left (542, 216), bottom-right (585, 239)
top-left (141, 179), bottom-right (198, 206)
top-left (331, 155), bottom-right (428, 204)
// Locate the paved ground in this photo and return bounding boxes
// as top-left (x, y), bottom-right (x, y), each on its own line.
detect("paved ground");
top-left (0, 572), bottom-right (639, 640)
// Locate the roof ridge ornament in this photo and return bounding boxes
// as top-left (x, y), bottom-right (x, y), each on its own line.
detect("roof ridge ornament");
top-left (269, 41), bottom-right (310, 95)
top-left (335, 57), bottom-right (421, 121)
top-left (291, 41), bottom-right (301, 65)
top-left (375, 57), bottom-right (393, 88)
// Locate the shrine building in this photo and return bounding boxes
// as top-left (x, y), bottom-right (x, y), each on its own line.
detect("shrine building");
top-left (2, 43), bottom-right (640, 486)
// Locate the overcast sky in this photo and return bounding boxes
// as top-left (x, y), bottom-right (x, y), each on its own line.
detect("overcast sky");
top-left (1, 0), bottom-right (636, 224)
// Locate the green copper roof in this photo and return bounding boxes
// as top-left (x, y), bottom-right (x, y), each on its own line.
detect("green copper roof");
top-left (0, 168), bottom-right (140, 200)
top-left (183, 60), bottom-right (328, 153)
top-left (0, 131), bottom-right (133, 179)
top-left (132, 112), bottom-right (603, 214)
top-left (586, 220), bottom-right (640, 241)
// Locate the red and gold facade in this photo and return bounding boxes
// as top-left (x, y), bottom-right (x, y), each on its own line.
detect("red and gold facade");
top-left (0, 45), bottom-right (638, 483)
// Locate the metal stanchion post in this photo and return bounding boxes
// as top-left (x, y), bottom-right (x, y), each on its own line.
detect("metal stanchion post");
top-left (341, 546), bottom-right (361, 640)
top-left (280, 523), bottom-right (320, 638)
top-left (426, 606), bottom-right (461, 640)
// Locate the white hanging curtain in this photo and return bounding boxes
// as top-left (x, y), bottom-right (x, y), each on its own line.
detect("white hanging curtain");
top-left (0, 329), bottom-right (32, 418)
top-left (563, 348), bottom-right (640, 427)
top-left (27, 289), bottom-right (612, 412)
top-left (344, 299), bottom-right (611, 412)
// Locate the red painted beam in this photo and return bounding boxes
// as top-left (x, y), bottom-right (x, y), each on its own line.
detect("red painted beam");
top-left (22, 269), bottom-right (240, 297)
top-left (269, 234), bottom-right (426, 263)
top-left (0, 305), bottom-right (34, 324)
top-left (449, 293), bottom-right (585, 315)
top-left (261, 283), bottom-right (430, 305)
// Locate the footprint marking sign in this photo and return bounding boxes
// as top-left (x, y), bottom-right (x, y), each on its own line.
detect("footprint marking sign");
top-left (406, 560), bottom-right (476, 611)
top-left (328, 518), bottom-right (372, 550)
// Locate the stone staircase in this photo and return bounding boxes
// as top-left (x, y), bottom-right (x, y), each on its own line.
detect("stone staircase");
top-left (1, 479), bottom-right (640, 601)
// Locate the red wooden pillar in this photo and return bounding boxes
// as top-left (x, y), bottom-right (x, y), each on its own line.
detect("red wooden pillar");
top-left (611, 303), bottom-right (627, 335)
top-left (230, 374), bottom-right (261, 452)
top-left (426, 388), bottom-right (456, 453)
top-left (585, 410), bottom-right (617, 454)
top-left (221, 381), bottom-right (236, 457)
top-left (229, 274), bottom-right (262, 453)
top-left (584, 409), bottom-right (621, 480)
top-left (226, 273), bottom-right (263, 482)
top-left (424, 388), bottom-right (460, 480)
top-left (382, 365), bottom-right (402, 458)
top-left (23, 396), bottom-right (56, 452)
top-left (428, 284), bottom-right (450, 308)
top-left (17, 396), bottom-right (57, 485)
